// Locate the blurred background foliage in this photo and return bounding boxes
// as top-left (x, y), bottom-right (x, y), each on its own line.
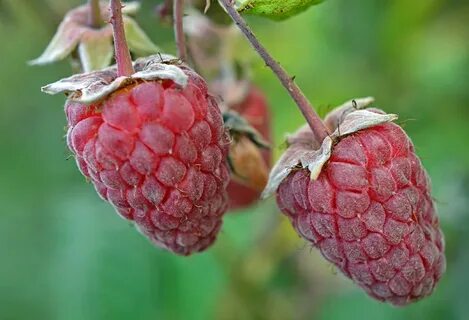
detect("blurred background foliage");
top-left (1, 0), bottom-right (468, 319)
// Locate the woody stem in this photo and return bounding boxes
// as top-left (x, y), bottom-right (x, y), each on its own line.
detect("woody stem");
top-left (173, 0), bottom-right (188, 61)
top-left (110, 0), bottom-right (135, 76)
top-left (218, 0), bottom-right (330, 142)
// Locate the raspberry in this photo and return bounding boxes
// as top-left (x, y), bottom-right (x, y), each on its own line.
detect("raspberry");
top-left (226, 86), bottom-right (271, 209)
top-left (65, 66), bottom-right (230, 255)
top-left (276, 120), bottom-right (445, 305)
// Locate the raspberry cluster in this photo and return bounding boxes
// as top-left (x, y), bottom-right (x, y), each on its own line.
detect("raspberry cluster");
top-left (66, 68), bottom-right (230, 255)
top-left (277, 121), bottom-right (445, 305)
top-left (37, 0), bottom-right (446, 305)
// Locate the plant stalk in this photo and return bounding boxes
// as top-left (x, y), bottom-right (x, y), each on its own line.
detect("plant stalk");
top-left (88, 0), bottom-right (102, 28)
top-left (218, 0), bottom-right (330, 142)
top-left (173, 0), bottom-right (188, 61)
top-left (110, 0), bottom-right (135, 76)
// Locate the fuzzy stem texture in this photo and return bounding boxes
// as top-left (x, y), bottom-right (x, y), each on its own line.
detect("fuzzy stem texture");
top-left (219, 0), bottom-right (330, 142)
top-left (173, 0), bottom-right (188, 61)
top-left (110, 0), bottom-right (135, 76)
top-left (88, 0), bottom-right (102, 28)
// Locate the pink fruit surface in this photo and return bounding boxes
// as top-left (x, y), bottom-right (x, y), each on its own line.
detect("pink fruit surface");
top-left (66, 67), bottom-right (230, 255)
top-left (276, 121), bottom-right (445, 305)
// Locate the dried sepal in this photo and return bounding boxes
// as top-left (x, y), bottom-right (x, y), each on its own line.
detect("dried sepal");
top-left (261, 131), bottom-right (332, 199)
top-left (42, 54), bottom-right (188, 104)
top-left (324, 96), bottom-right (375, 131)
top-left (223, 110), bottom-right (270, 149)
top-left (262, 98), bottom-right (398, 198)
top-left (30, 18), bottom-right (86, 66)
top-left (123, 16), bottom-right (160, 55)
top-left (29, 1), bottom-right (158, 72)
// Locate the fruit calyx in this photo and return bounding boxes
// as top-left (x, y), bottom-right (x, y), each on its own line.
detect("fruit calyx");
top-left (41, 54), bottom-right (188, 104)
top-left (262, 97), bottom-right (398, 198)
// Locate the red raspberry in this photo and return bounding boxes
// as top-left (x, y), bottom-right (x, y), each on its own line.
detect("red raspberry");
top-left (65, 67), bottom-right (230, 255)
top-left (276, 121), bottom-right (445, 305)
top-left (227, 86), bottom-right (272, 209)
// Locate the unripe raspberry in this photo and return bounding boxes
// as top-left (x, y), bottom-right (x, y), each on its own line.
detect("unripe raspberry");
top-left (265, 101), bottom-right (445, 305)
top-left (55, 58), bottom-right (230, 255)
top-left (226, 86), bottom-right (272, 209)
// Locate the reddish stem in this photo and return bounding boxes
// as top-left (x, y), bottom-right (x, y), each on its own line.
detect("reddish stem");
top-left (110, 0), bottom-right (134, 76)
top-left (218, 0), bottom-right (330, 142)
top-left (88, 0), bottom-right (102, 28)
top-left (173, 0), bottom-right (187, 61)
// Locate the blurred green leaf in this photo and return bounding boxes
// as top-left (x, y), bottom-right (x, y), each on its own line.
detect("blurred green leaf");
top-left (235, 0), bottom-right (325, 20)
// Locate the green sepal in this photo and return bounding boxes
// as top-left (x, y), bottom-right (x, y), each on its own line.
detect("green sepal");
top-left (123, 16), bottom-right (160, 56)
top-left (78, 32), bottom-right (114, 72)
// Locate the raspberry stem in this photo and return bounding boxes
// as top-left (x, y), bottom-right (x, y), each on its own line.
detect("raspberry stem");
top-left (110, 0), bottom-right (135, 76)
top-left (173, 0), bottom-right (188, 61)
top-left (88, 0), bottom-right (102, 28)
top-left (218, 0), bottom-right (330, 142)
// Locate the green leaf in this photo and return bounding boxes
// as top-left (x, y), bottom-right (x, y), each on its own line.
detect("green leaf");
top-left (234, 0), bottom-right (325, 20)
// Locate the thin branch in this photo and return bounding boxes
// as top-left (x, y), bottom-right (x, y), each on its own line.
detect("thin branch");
top-left (218, 0), bottom-right (330, 142)
top-left (173, 0), bottom-right (187, 61)
top-left (110, 0), bottom-right (134, 76)
top-left (88, 0), bottom-right (102, 28)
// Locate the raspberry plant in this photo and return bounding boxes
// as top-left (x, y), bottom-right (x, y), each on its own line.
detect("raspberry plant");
top-left (34, 0), bottom-right (445, 305)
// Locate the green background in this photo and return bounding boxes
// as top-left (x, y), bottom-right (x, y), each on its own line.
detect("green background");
top-left (1, 0), bottom-right (468, 319)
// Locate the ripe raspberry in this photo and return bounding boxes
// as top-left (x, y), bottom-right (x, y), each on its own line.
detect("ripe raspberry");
top-left (65, 66), bottom-right (230, 255)
top-left (227, 86), bottom-right (271, 209)
top-left (276, 119), bottom-right (445, 305)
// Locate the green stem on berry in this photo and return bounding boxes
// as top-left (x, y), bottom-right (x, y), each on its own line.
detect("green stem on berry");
top-left (110, 0), bottom-right (135, 76)
top-left (88, 0), bottom-right (102, 28)
top-left (218, 0), bottom-right (330, 142)
top-left (173, 0), bottom-right (188, 61)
